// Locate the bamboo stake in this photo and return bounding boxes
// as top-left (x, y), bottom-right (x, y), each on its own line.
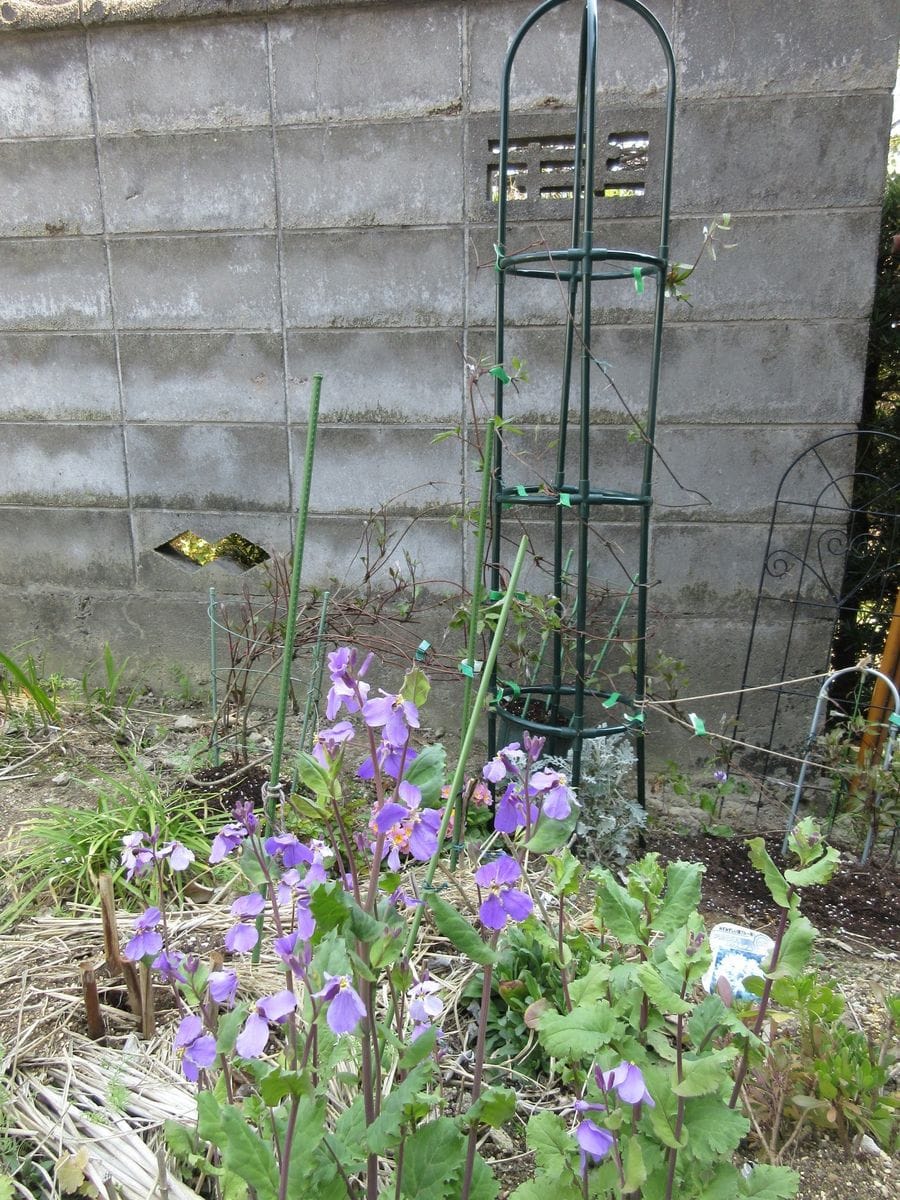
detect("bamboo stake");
top-left (857, 587), bottom-right (900, 767)
top-left (79, 961), bottom-right (105, 1041)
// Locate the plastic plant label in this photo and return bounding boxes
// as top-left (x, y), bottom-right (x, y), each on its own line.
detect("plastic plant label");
top-left (701, 922), bottom-right (774, 1002)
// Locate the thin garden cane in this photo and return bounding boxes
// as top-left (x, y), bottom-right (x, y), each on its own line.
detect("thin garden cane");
top-left (266, 372), bottom-right (323, 833)
top-left (208, 586), bottom-right (220, 768)
top-left (404, 534), bottom-right (529, 960)
top-left (451, 418), bottom-right (496, 869)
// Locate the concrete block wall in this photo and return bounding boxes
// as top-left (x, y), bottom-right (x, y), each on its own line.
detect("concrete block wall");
top-left (0, 0), bottom-right (896, 750)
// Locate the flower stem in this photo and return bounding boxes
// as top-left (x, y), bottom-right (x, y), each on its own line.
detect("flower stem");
top-left (461, 931), bottom-right (499, 1200)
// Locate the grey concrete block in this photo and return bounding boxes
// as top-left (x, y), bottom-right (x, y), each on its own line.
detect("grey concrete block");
top-left (1, 423), bottom-right (127, 506)
top-left (652, 423), bottom-right (858, 522)
top-left (0, 240), bottom-right (111, 331)
top-left (297, 514), bottom-right (464, 590)
top-left (109, 235), bottom-right (280, 329)
top-left (127, 423), bottom-right (291, 510)
top-left (674, 94), bottom-right (894, 212)
top-left (101, 130), bottom-right (276, 233)
top-left (0, 140), bottom-right (102, 238)
top-left (270, 5), bottom-right (461, 122)
top-left (134, 509), bottom-right (292, 592)
top-left (297, 424), bottom-right (462, 514)
top-left (285, 329), bottom-right (464, 424)
top-left (0, 507), bottom-right (134, 587)
top-left (650, 521), bottom-right (775, 616)
top-left (283, 229), bottom-right (464, 328)
top-left (675, 0), bottom-right (900, 97)
top-left (0, 334), bottom-right (120, 421)
top-left (120, 332), bottom-right (285, 421)
top-left (468, 0), bottom-right (672, 111)
top-left (490, 421), bottom-right (647, 501)
top-left (277, 120), bottom-right (464, 228)
top-left (0, 34), bottom-right (93, 138)
top-left (91, 19), bottom-right (270, 133)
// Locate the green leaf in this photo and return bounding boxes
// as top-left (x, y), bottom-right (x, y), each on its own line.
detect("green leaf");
top-left (767, 914), bottom-right (817, 978)
top-left (538, 1003), bottom-right (620, 1060)
top-left (697, 1164), bottom-right (744, 1200)
top-left (593, 868), bottom-right (646, 945)
top-left (672, 1049), bottom-right (736, 1097)
top-left (399, 1117), bottom-right (464, 1200)
top-left (525, 807), bottom-right (579, 853)
top-left (426, 891), bottom-right (496, 965)
top-left (648, 1103), bottom-right (687, 1150)
top-left (654, 860), bottom-right (704, 933)
top-left (747, 839), bottom-right (790, 908)
top-left (465, 1086), bottom-right (517, 1128)
top-left (568, 961), bottom-right (612, 1006)
top-left (366, 1062), bottom-right (432, 1154)
top-left (310, 884), bottom-right (351, 935)
top-left (216, 1004), bottom-right (249, 1056)
top-left (0, 1177), bottom-right (14, 1200)
top-left (333, 1096), bottom-right (367, 1172)
top-left (295, 751), bottom-right (334, 798)
top-left (636, 962), bottom-right (692, 1015)
top-left (467, 1152), bottom-right (500, 1200)
top-left (680, 1095), bottom-right (749, 1161)
top-left (217, 1106), bottom-right (280, 1200)
top-left (738, 1164), bottom-right (799, 1199)
top-left (346, 898), bottom-right (384, 944)
top-left (401, 665), bottom-right (431, 708)
top-left (197, 1090), bottom-right (224, 1143)
top-left (623, 1137), bottom-right (647, 1192)
top-left (403, 745), bottom-right (447, 807)
top-left (784, 845), bottom-right (840, 888)
top-left (400, 1024), bottom-right (437, 1069)
top-left (526, 1110), bottom-right (577, 1177)
top-left (547, 849), bottom-right (582, 897)
top-left (259, 1067), bottom-right (310, 1107)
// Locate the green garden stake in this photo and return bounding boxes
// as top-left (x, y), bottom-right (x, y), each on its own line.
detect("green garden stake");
top-left (208, 586), bottom-right (220, 768)
top-left (297, 589), bottom-right (331, 760)
top-left (267, 373), bottom-right (322, 833)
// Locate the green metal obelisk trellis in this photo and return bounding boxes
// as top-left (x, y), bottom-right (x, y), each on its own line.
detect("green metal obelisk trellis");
top-left (488, 0), bottom-right (675, 802)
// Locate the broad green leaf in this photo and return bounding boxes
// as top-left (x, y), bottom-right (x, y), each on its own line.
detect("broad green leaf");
top-left (0, 1177), bottom-right (14, 1200)
top-left (404, 745), bottom-right (447, 807)
top-left (465, 1085), bottom-right (517, 1128)
top-left (218, 1106), bottom-right (280, 1200)
top-left (738, 1164), bottom-right (800, 1198)
top-left (295, 751), bottom-right (334, 798)
top-left (593, 868), bottom-right (645, 945)
top-left (259, 1066), bottom-right (310, 1107)
top-left (648, 1104), bottom-right (687, 1150)
top-left (346, 898), bottom-right (384, 944)
top-left (525, 807), bottom-right (579, 853)
top-left (333, 1096), bottom-right (367, 1172)
top-left (510, 1182), bottom-right (578, 1200)
top-left (400, 1024), bottom-right (437, 1069)
top-left (426, 891), bottom-right (496, 965)
top-left (401, 665), bottom-right (431, 708)
top-left (636, 962), bottom-right (692, 1015)
top-left (697, 1163), bottom-right (744, 1199)
top-left (784, 845), bottom-right (839, 888)
top-left (467, 1152), bottom-right (500, 1200)
top-left (399, 1117), bottom-right (464, 1200)
top-left (526, 1110), bottom-right (577, 1177)
top-left (747, 839), bottom-right (790, 908)
top-left (310, 884), bottom-right (351, 935)
top-left (680, 1094), bottom-right (749, 1161)
top-left (568, 961), bottom-right (612, 1007)
top-left (216, 1003), bottom-right (248, 1056)
top-left (688, 995), bottom-right (760, 1051)
top-left (672, 1049), bottom-right (736, 1097)
top-left (547, 849), bottom-right (582, 896)
top-left (538, 1003), bottom-right (620, 1060)
top-left (197, 1090), bottom-right (224, 1142)
top-left (366, 1062), bottom-right (433, 1154)
top-left (654, 860), bottom-right (704, 933)
top-left (766, 914), bottom-right (817, 978)
top-left (623, 1137), bottom-right (647, 1192)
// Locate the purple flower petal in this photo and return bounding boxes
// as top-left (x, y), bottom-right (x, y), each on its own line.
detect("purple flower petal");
top-left (327, 983), bottom-right (366, 1035)
top-left (500, 887), bottom-right (533, 923)
top-left (174, 1014), bottom-right (204, 1049)
top-left (236, 1011), bottom-right (270, 1058)
top-left (231, 892), bottom-right (266, 919)
top-left (479, 893), bottom-right (508, 930)
top-left (258, 990), bottom-right (297, 1023)
top-left (208, 969), bottom-right (238, 1007)
top-left (372, 802), bottom-right (410, 834)
top-left (575, 1119), bottom-right (614, 1172)
top-left (224, 922), bottom-right (259, 954)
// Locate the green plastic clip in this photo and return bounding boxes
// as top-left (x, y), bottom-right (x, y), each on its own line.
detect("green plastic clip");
top-left (488, 589), bottom-right (503, 601)
top-left (558, 492), bottom-right (572, 507)
top-left (459, 659), bottom-right (483, 678)
top-left (502, 680), bottom-right (521, 697)
top-left (602, 692), bottom-right (620, 708)
top-left (489, 364), bottom-right (512, 385)
top-left (688, 712), bottom-right (707, 737)
top-left (493, 243), bottom-right (503, 272)
top-left (889, 712), bottom-right (900, 728)
top-left (414, 640), bottom-right (431, 661)
top-left (516, 484), bottom-right (527, 497)
top-left (633, 266), bottom-right (645, 294)
top-left (626, 711), bottom-right (645, 726)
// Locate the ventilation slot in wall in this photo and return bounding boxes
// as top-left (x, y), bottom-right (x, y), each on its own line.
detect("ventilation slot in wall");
top-left (154, 532), bottom-right (269, 572)
top-left (487, 129), bottom-right (649, 204)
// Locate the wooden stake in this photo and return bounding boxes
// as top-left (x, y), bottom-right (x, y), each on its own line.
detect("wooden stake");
top-left (98, 873), bottom-right (123, 971)
top-left (79, 961), bottom-right (105, 1041)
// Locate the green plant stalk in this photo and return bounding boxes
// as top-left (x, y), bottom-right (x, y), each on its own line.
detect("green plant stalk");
top-left (267, 373), bottom-right (323, 832)
top-left (452, 419), bottom-right (496, 869)
top-left (403, 534), bottom-right (529, 960)
top-left (460, 930), bottom-right (500, 1200)
top-left (590, 574), bottom-right (637, 680)
top-left (208, 586), bottom-right (220, 768)
top-left (0, 649), bottom-right (59, 727)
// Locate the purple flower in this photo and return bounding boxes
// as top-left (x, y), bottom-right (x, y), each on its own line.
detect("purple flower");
top-left (209, 822), bottom-right (247, 865)
top-left (713, 768), bottom-right (728, 784)
top-left (159, 840), bottom-right (195, 871)
top-left (315, 973), bottom-right (366, 1035)
top-left (358, 740), bottom-right (417, 781)
top-left (529, 768), bottom-right (576, 821)
top-left (311, 720), bottom-right (355, 766)
top-left (575, 1119), bottom-right (614, 1173)
top-left (362, 692), bottom-right (420, 745)
top-left (208, 969), bottom-right (238, 1007)
top-left (274, 930), bottom-right (312, 976)
top-left (595, 1061), bottom-right (654, 1108)
top-left (174, 1014), bottom-right (217, 1082)
top-left (121, 831), bottom-right (155, 881)
top-left (473, 855), bottom-right (533, 930)
top-left (325, 647), bottom-right (371, 720)
top-left (409, 978), bottom-right (443, 1025)
top-left (236, 990), bottom-right (297, 1059)
top-left (494, 783), bottom-right (538, 834)
top-left (224, 891), bottom-right (265, 955)
top-left (522, 731), bottom-right (546, 762)
top-left (123, 907), bottom-right (164, 962)
top-left (151, 949), bottom-right (188, 983)
top-left (482, 743), bottom-right (522, 784)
